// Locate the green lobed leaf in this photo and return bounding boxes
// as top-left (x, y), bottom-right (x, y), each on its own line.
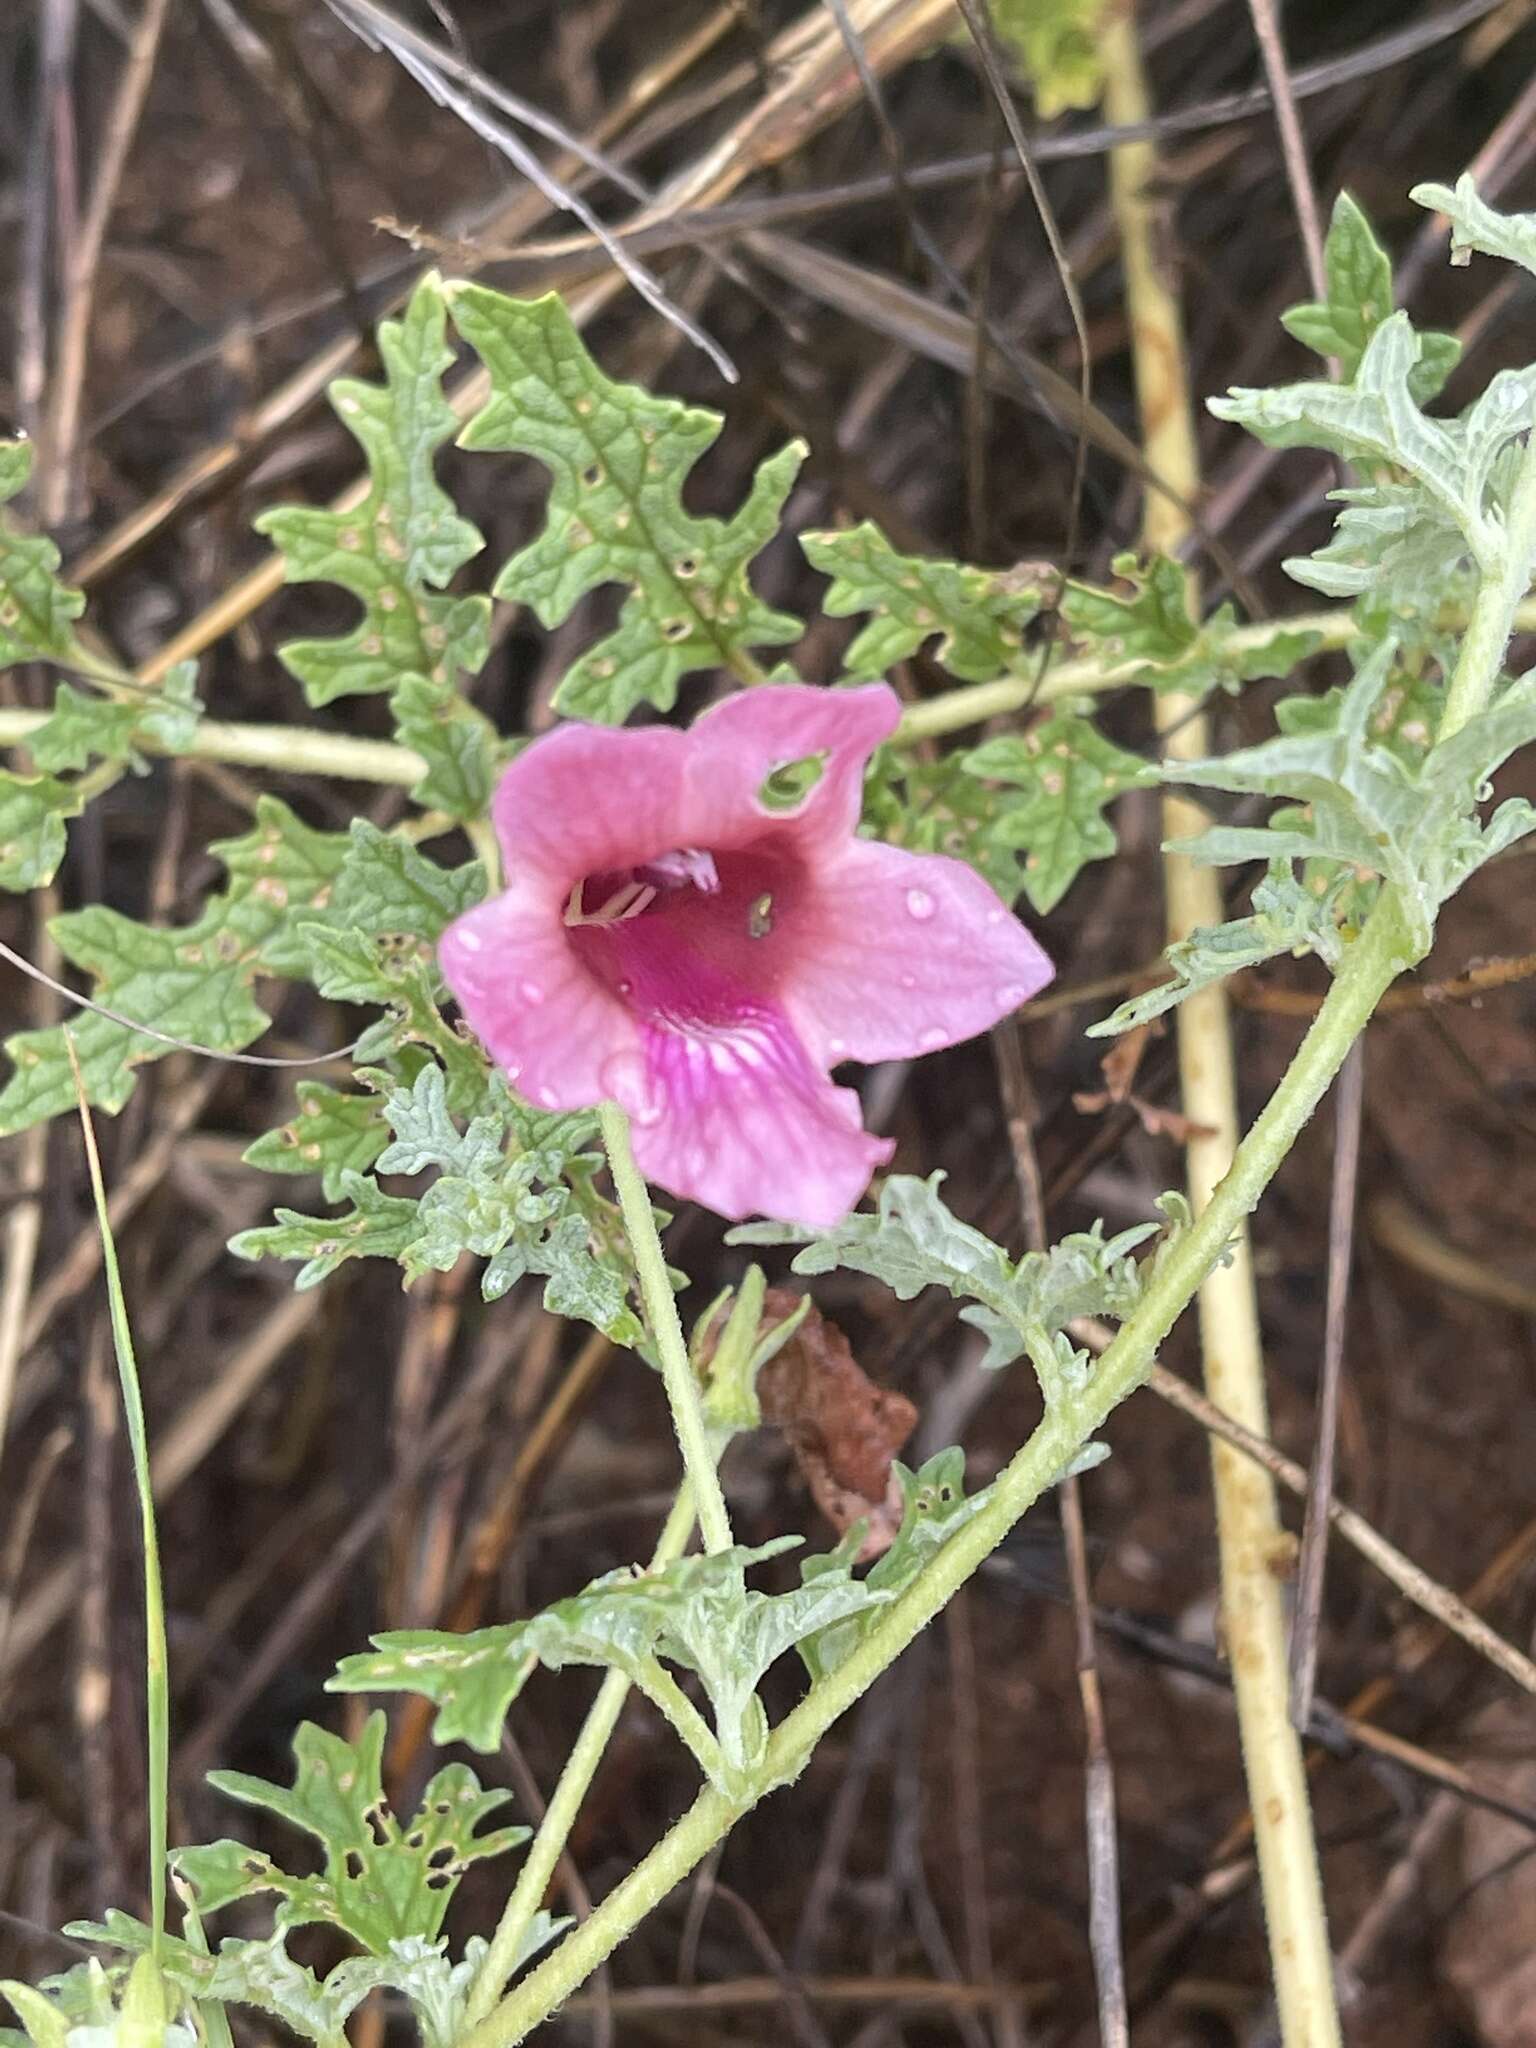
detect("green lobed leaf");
top-left (799, 1448), bottom-right (986, 1680)
top-left (859, 747), bottom-right (1027, 904)
top-left (235, 1062), bottom-right (637, 1338)
top-left (72, 1921), bottom-right (359, 2048)
top-left (242, 1084), bottom-right (389, 1204)
top-left (1158, 645), bottom-right (1536, 957)
top-left (228, 1168), bottom-right (421, 1290)
top-left (26, 683), bottom-right (141, 773)
top-left (1281, 192), bottom-right (1458, 400)
top-left (732, 1173), bottom-right (1158, 1393)
top-left (801, 524), bottom-right (1043, 681)
top-left (388, 672), bottom-right (501, 818)
top-left (256, 278), bottom-right (494, 821)
top-left (330, 1538), bottom-right (873, 1789)
top-left (60, 1917), bottom-right (563, 2048)
top-left (258, 278), bottom-right (488, 710)
top-left (178, 1715), bottom-right (526, 1953)
top-left (1087, 861), bottom-right (1351, 1038)
top-left (449, 283), bottom-right (805, 722)
top-left (1212, 315), bottom-right (1536, 591)
top-left (1062, 553), bottom-right (1320, 699)
top-left (662, 1550), bottom-right (886, 1780)
top-left (0, 442), bottom-right (103, 676)
top-left (961, 703), bottom-right (1156, 913)
top-left (0, 773), bottom-right (82, 890)
top-left (24, 665), bottom-right (205, 781)
top-left (323, 820), bottom-right (485, 941)
top-left (0, 797), bottom-right (349, 1132)
top-left (732, 1171), bottom-right (1013, 1303)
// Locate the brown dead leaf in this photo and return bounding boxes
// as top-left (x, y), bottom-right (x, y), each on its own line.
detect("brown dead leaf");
top-left (1070, 1011), bottom-right (1211, 1142)
top-left (1095, 1015), bottom-right (1155, 1102)
top-left (1072, 1087), bottom-right (1214, 1146)
top-left (755, 1290), bottom-right (917, 1563)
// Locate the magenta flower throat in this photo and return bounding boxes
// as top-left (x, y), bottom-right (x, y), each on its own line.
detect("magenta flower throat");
top-left (439, 685), bottom-right (1053, 1227)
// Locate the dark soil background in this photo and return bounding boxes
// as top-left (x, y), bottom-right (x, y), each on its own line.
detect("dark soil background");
top-left (3, 2), bottom-right (1536, 2044)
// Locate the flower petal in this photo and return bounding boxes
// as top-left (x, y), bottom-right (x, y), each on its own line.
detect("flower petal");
top-left (682, 683), bottom-right (901, 848)
top-left (613, 1006), bottom-right (893, 1226)
top-left (487, 685), bottom-right (902, 895)
top-left (781, 839), bottom-right (1054, 1067)
top-left (440, 886), bottom-right (638, 1107)
top-left (489, 722), bottom-right (693, 888)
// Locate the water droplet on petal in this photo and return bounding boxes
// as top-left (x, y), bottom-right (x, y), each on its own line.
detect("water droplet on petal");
top-left (906, 887), bottom-right (936, 921)
top-left (920, 1026), bottom-right (947, 1051)
top-left (520, 979), bottom-right (545, 1005)
top-left (996, 984), bottom-right (1026, 1008)
top-left (900, 972), bottom-right (917, 990)
top-left (503, 1062), bottom-right (522, 1081)
top-left (986, 908), bottom-right (1004, 927)
top-left (456, 927), bottom-right (483, 952)
top-left (538, 1087), bottom-right (558, 1107)
top-left (616, 978), bottom-right (633, 996)
top-left (828, 1035), bottom-right (847, 1058)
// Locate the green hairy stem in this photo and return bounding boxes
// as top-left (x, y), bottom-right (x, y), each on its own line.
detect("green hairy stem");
top-left (598, 1103), bottom-right (734, 1557)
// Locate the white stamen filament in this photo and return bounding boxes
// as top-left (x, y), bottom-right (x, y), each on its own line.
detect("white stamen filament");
top-left (564, 879), bottom-right (658, 927)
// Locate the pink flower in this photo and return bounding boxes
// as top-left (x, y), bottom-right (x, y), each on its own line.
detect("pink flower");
top-left (439, 685), bottom-right (1052, 1227)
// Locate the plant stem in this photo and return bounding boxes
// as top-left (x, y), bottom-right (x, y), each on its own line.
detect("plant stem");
top-left (1441, 427), bottom-right (1536, 741)
top-left (457, 893), bottom-right (1414, 2048)
top-left (463, 1480), bottom-right (700, 2025)
top-left (598, 1102), bottom-right (733, 1556)
top-left (0, 706), bottom-right (430, 785)
top-left (4, 592), bottom-right (1536, 788)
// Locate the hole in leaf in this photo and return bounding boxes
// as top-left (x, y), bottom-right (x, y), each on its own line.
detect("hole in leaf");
top-left (674, 555), bottom-right (699, 578)
top-left (427, 1844), bottom-right (456, 1869)
top-left (757, 752), bottom-right (828, 814)
top-left (580, 461), bottom-right (603, 488)
top-left (344, 1849), bottom-right (367, 1880)
top-left (425, 1871), bottom-right (453, 1891)
top-left (405, 1831), bottom-right (425, 1850)
top-left (659, 617), bottom-right (690, 643)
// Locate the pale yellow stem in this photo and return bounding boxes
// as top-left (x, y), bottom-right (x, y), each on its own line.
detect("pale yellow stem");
top-left (1100, 9), bottom-right (1342, 2045)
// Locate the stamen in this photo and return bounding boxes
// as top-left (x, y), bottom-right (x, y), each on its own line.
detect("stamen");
top-left (564, 879), bottom-right (658, 927)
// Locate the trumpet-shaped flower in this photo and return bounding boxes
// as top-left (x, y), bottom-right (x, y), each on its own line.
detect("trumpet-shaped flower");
top-left (440, 685), bottom-right (1052, 1226)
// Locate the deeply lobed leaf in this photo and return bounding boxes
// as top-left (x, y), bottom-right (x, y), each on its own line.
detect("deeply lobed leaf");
top-left (0, 798), bottom-right (349, 1131)
top-left (177, 1715), bottom-right (526, 1953)
top-left (802, 524), bottom-right (1043, 681)
top-left (257, 279), bottom-right (497, 818)
top-left (961, 704), bottom-right (1156, 912)
top-left (449, 284), bottom-right (805, 721)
